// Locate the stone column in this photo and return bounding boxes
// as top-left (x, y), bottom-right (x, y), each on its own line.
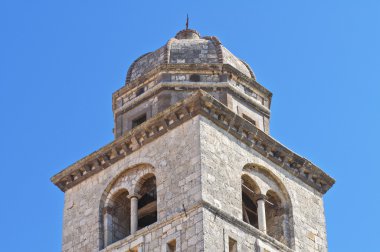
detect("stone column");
top-left (103, 206), bottom-right (113, 246)
top-left (256, 194), bottom-right (267, 233)
top-left (129, 195), bottom-right (139, 234)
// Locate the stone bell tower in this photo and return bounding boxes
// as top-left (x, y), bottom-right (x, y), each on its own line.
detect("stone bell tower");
top-left (52, 28), bottom-right (334, 252)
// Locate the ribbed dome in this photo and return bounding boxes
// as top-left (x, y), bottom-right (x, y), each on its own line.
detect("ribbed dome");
top-left (125, 29), bottom-right (255, 84)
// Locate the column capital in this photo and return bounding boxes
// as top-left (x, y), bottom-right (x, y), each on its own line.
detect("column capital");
top-left (127, 193), bottom-right (141, 200)
top-left (256, 194), bottom-right (267, 202)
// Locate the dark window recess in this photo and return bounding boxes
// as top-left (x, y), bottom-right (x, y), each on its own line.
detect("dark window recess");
top-left (137, 177), bottom-right (157, 230)
top-left (242, 114), bottom-right (256, 126)
top-left (228, 237), bottom-right (237, 252)
top-left (167, 239), bottom-right (176, 252)
top-left (132, 114), bottom-right (147, 128)
top-left (138, 212), bottom-right (157, 229)
top-left (244, 87), bottom-right (253, 96)
top-left (189, 74), bottom-right (201, 82)
top-left (242, 191), bottom-right (258, 227)
top-left (138, 188), bottom-right (156, 208)
top-left (136, 88), bottom-right (145, 96)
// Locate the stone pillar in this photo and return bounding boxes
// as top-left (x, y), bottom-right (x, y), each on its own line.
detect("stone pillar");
top-left (103, 206), bottom-right (113, 246)
top-left (129, 195), bottom-right (139, 234)
top-left (256, 194), bottom-right (267, 233)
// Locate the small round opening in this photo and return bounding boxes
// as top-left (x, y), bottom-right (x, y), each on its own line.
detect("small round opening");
top-left (189, 74), bottom-right (201, 82)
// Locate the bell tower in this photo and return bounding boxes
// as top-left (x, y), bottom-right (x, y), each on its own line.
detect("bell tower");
top-left (52, 28), bottom-right (334, 252)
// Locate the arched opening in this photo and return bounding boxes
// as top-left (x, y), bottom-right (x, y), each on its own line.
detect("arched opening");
top-left (99, 164), bottom-right (156, 249)
top-left (103, 189), bottom-right (131, 246)
top-left (136, 174), bottom-right (157, 230)
top-left (241, 175), bottom-right (260, 229)
top-left (266, 190), bottom-right (286, 244)
top-left (242, 164), bottom-right (295, 248)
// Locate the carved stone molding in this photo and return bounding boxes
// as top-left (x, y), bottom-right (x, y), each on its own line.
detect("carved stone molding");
top-left (51, 91), bottom-right (334, 193)
top-left (114, 63), bottom-right (272, 105)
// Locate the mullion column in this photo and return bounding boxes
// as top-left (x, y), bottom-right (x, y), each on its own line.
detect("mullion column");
top-left (129, 194), bottom-right (140, 234)
top-left (256, 194), bottom-right (267, 233)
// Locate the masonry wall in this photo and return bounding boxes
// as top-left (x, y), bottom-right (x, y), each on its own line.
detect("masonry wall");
top-left (103, 207), bottom-right (203, 252)
top-left (203, 208), bottom-right (289, 252)
top-left (61, 114), bottom-right (328, 252)
top-left (227, 93), bottom-right (267, 132)
top-left (115, 89), bottom-right (226, 136)
top-left (199, 116), bottom-right (328, 252)
top-left (62, 117), bottom-right (203, 252)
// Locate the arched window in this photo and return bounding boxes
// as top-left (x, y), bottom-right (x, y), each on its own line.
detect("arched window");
top-left (266, 190), bottom-right (286, 244)
top-left (136, 174), bottom-right (157, 230)
top-left (103, 190), bottom-right (131, 246)
top-left (99, 164), bottom-right (156, 249)
top-left (241, 175), bottom-right (260, 229)
top-left (242, 164), bottom-right (294, 248)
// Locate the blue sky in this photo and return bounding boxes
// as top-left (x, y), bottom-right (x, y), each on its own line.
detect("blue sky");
top-left (1, 0), bottom-right (379, 251)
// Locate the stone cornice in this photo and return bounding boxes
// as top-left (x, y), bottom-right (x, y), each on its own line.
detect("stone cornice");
top-left (52, 92), bottom-right (203, 192)
top-left (51, 91), bottom-right (335, 194)
top-left (114, 64), bottom-right (272, 109)
top-left (113, 82), bottom-right (271, 118)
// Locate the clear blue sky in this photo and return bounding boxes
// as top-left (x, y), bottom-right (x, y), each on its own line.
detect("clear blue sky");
top-left (1, 0), bottom-right (379, 251)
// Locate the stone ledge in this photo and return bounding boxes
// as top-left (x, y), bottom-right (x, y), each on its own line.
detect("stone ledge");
top-left (51, 92), bottom-right (203, 191)
top-left (51, 90), bottom-right (334, 194)
top-left (116, 63), bottom-right (272, 107)
top-left (199, 92), bottom-right (335, 194)
top-left (113, 82), bottom-right (271, 118)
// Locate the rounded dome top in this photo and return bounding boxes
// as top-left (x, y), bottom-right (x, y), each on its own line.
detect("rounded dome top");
top-left (125, 29), bottom-right (255, 84)
top-left (175, 29), bottom-right (201, 39)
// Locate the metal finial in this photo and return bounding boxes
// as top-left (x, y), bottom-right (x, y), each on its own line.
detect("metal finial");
top-left (186, 14), bottom-right (189, 30)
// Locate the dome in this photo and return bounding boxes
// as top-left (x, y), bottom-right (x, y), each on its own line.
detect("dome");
top-left (125, 29), bottom-right (256, 84)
